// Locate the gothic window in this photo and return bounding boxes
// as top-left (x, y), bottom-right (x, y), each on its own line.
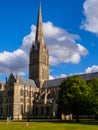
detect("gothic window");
top-left (32, 92), bottom-right (34, 96)
top-left (46, 56), bottom-right (47, 64)
top-left (33, 56), bottom-right (34, 63)
top-left (45, 55), bottom-right (47, 65)
top-left (33, 69), bottom-right (35, 77)
top-left (20, 98), bottom-right (24, 102)
top-left (27, 99), bottom-right (29, 103)
top-left (21, 105), bottom-right (23, 115)
top-left (27, 90), bottom-right (29, 97)
top-left (46, 106), bottom-right (50, 116)
top-left (6, 99), bottom-right (8, 103)
top-left (0, 84), bottom-right (2, 89)
top-left (42, 69), bottom-right (45, 79)
top-left (35, 107), bottom-right (38, 115)
top-left (6, 105), bottom-right (8, 114)
top-left (43, 70), bottom-right (45, 79)
top-left (41, 107), bottom-right (44, 115)
top-left (0, 107), bottom-right (3, 116)
top-left (33, 56), bottom-right (37, 64)
top-left (9, 105), bottom-right (12, 115)
top-left (35, 69), bottom-right (37, 78)
top-left (44, 56), bottom-right (46, 63)
top-left (9, 98), bottom-right (12, 103)
top-left (29, 91), bottom-right (31, 96)
top-left (35, 55), bottom-right (38, 63)
top-left (34, 56), bottom-right (36, 64)
top-left (25, 90), bottom-right (27, 96)
top-left (20, 89), bottom-right (24, 96)
top-left (44, 70), bottom-right (46, 79)
top-left (0, 96), bottom-right (3, 104)
top-left (45, 70), bottom-right (46, 79)
top-left (27, 105), bottom-right (29, 112)
top-left (32, 56), bottom-right (34, 63)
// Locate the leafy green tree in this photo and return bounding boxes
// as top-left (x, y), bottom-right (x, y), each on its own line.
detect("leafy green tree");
top-left (58, 75), bottom-right (91, 121)
top-left (88, 78), bottom-right (98, 119)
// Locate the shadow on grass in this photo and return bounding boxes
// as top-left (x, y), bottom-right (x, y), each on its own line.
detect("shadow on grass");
top-left (52, 119), bottom-right (98, 126)
top-left (28, 119), bottom-right (98, 126)
top-left (0, 119), bottom-right (98, 126)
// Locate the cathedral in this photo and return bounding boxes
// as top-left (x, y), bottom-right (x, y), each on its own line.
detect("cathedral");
top-left (0, 4), bottom-right (98, 120)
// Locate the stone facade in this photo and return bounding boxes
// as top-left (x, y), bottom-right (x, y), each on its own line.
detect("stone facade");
top-left (0, 4), bottom-right (98, 120)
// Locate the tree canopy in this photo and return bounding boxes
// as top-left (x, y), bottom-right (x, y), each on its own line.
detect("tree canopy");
top-left (87, 78), bottom-right (98, 117)
top-left (58, 75), bottom-right (94, 121)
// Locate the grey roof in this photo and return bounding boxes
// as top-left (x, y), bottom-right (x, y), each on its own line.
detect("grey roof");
top-left (43, 77), bottom-right (67, 88)
top-left (43, 72), bottom-right (98, 88)
top-left (19, 78), bottom-right (37, 87)
top-left (80, 72), bottom-right (98, 80)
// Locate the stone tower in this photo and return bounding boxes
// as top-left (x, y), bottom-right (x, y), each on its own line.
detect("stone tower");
top-left (29, 4), bottom-right (49, 88)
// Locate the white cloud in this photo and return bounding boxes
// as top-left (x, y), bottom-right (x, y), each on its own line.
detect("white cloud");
top-left (58, 73), bottom-right (67, 78)
top-left (0, 21), bottom-right (88, 74)
top-left (0, 50), bottom-right (28, 73)
top-left (18, 72), bottom-right (26, 76)
top-left (49, 73), bottom-right (67, 80)
top-left (49, 75), bottom-right (54, 80)
top-left (44, 22), bottom-right (88, 65)
top-left (81, 0), bottom-right (98, 35)
top-left (85, 65), bottom-right (98, 73)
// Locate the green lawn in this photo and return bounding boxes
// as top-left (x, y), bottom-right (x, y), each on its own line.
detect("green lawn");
top-left (0, 120), bottom-right (98, 130)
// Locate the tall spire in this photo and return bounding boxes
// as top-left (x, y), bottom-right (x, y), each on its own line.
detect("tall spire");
top-left (35, 2), bottom-right (45, 45)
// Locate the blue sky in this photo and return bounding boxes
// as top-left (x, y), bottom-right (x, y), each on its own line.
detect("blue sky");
top-left (0, 0), bottom-right (98, 81)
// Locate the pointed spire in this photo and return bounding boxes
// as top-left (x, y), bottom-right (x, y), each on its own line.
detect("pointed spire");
top-left (35, 2), bottom-right (45, 45)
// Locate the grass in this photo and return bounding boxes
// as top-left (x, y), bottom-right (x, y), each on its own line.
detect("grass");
top-left (0, 120), bottom-right (98, 130)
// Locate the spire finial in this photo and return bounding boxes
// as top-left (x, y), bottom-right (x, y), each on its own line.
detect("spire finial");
top-left (35, 1), bottom-right (45, 45)
top-left (39, 0), bottom-right (41, 11)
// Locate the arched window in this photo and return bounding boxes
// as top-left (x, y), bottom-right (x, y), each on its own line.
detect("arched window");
top-left (9, 105), bottom-right (12, 115)
top-left (0, 84), bottom-right (2, 89)
top-left (21, 105), bottom-right (23, 115)
top-left (20, 89), bottom-right (24, 96)
top-left (41, 107), bottom-right (44, 115)
top-left (35, 107), bottom-right (38, 115)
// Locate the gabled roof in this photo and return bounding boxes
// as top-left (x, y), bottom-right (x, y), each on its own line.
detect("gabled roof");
top-left (43, 72), bottom-right (98, 88)
top-left (19, 78), bottom-right (37, 87)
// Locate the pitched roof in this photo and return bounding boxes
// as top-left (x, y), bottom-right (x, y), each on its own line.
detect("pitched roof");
top-left (43, 77), bottom-right (66, 88)
top-left (80, 72), bottom-right (98, 80)
top-left (43, 72), bottom-right (98, 88)
top-left (19, 78), bottom-right (37, 87)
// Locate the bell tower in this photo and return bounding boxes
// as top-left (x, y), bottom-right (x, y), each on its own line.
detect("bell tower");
top-left (29, 3), bottom-right (49, 88)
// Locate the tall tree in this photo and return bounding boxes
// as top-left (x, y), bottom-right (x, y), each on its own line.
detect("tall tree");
top-left (88, 78), bottom-right (98, 119)
top-left (58, 75), bottom-right (90, 121)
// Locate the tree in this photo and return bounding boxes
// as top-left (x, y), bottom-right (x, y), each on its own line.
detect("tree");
top-left (58, 75), bottom-right (90, 121)
top-left (88, 78), bottom-right (98, 119)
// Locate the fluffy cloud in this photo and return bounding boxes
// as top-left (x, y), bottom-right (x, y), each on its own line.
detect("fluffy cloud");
top-left (49, 73), bottom-right (67, 80)
top-left (81, 0), bottom-right (98, 35)
top-left (0, 49), bottom-right (28, 73)
top-left (44, 22), bottom-right (88, 65)
top-left (85, 65), bottom-right (98, 73)
top-left (0, 21), bottom-right (88, 74)
top-left (49, 75), bottom-right (54, 80)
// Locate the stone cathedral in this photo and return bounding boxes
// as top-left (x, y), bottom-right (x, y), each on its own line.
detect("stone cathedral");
top-left (0, 4), bottom-right (98, 120)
